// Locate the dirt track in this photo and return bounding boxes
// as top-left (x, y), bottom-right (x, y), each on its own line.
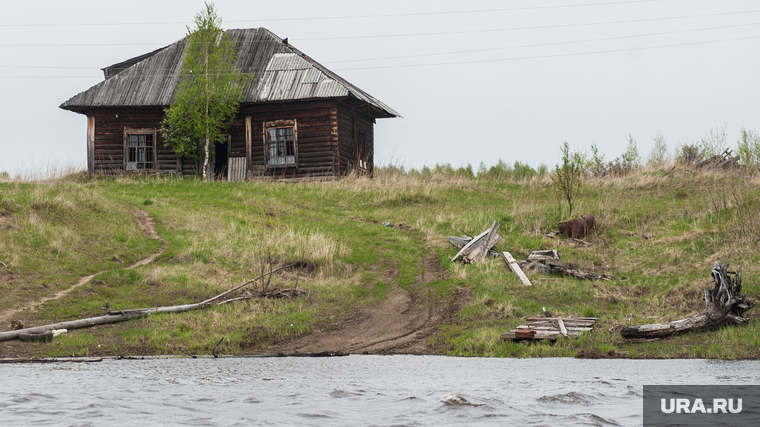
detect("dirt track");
top-left (2, 210), bottom-right (467, 357)
top-left (272, 250), bottom-right (468, 355)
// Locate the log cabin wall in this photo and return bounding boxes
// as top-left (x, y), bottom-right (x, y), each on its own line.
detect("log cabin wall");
top-left (362, 115), bottom-right (375, 177)
top-left (87, 108), bottom-right (177, 175)
top-left (85, 99), bottom-right (365, 180)
top-left (337, 103), bottom-right (375, 177)
top-left (237, 100), bottom-right (339, 180)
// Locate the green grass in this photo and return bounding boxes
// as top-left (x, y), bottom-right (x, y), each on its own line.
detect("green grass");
top-left (3, 166), bottom-right (760, 358)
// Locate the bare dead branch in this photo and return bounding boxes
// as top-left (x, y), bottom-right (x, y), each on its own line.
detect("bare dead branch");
top-left (212, 337), bottom-right (224, 358)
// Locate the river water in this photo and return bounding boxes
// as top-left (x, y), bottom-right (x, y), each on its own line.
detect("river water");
top-left (1, 356), bottom-right (758, 426)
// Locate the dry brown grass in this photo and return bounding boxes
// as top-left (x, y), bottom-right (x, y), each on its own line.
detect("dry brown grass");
top-left (3, 160), bottom-right (85, 183)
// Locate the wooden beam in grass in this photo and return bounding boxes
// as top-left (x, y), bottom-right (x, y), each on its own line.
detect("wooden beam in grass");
top-left (502, 251), bottom-right (532, 286)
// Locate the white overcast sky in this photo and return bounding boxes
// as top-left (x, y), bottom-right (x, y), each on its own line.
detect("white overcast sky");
top-left (2, 0), bottom-right (759, 174)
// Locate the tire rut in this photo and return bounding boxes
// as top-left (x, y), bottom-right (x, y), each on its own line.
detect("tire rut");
top-left (272, 244), bottom-right (458, 355)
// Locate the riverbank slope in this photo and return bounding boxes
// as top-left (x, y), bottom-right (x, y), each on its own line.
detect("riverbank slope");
top-left (1, 167), bottom-right (758, 358)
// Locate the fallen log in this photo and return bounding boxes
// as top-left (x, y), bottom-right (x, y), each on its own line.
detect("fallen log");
top-left (0, 312), bottom-right (144, 342)
top-left (0, 266), bottom-right (294, 342)
top-left (100, 265), bottom-right (294, 316)
top-left (621, 262), bottom-right (754, 339)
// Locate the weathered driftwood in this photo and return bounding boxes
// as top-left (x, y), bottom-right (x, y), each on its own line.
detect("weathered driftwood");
top-left (451, 221), bottom-right (501, 264)
top-left (0, 266), bottom-right (294, 342)
top-left (558, 215), bottom-right (596, 238)
top-left (621, 262), bottom-right (754, 339)
top-left (502, 252), bottom-right (532, 286)
top-left (0, 312), bottom-right (145, 342)
top-left (217, 287), bottom-right (307, 305)
top-left (100, 265), bottom-right (294, 316)
top-left (518, 259), bottom-right (612, 281)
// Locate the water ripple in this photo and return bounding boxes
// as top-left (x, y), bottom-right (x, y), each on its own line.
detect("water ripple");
top-left (1, 357), bottom-right (758, 426)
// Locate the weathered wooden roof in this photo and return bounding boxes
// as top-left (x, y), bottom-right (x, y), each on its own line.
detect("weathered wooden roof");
top-left (60, 28), bottom-right (400, 118)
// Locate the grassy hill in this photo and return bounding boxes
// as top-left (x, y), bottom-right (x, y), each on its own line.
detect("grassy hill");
top-left (1, 167), bottom-right (759, 358)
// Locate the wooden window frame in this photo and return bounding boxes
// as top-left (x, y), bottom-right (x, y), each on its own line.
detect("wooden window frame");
top-left (124, 128), bottom-right (157, 172)
top-left (263, 119), bottom-right (298, 168)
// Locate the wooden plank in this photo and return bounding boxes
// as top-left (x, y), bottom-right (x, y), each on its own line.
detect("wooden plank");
top-left (451, 228), bottom-right (491, 262)
top-left (526, 317), bottom-right (598, 322)
top-left (464, 220), bottom-right (500, 263)
top-left (500, 330), bottom-right (561, 341)
top-left (228, 157), bottom-right (246, 182)
top-left (87, 116), bottom-right (95, 177)
top-left (245, 116), bottom-right (252, 170)
top-left (557, 317), bottom-right (569, 338)
top-left (502, 252), bottom-right (533, 286)
top-left (525, 321), bottom-right (596, 328)
top-left (515, 324), bottom-right (594, 332)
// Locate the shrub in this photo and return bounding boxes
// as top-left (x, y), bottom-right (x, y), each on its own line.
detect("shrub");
top-left (647, 131), bottom-right (670, 168)
top-left (622, 133), bottom-right (641, 170)
top-left (699, 124), bottom-right (729, 159)
top-left (737, 128), bottom-right (760, 171)
top-left (551, 142), bottom-right (583, 215)
top-left (588, 142), bottom-right (606, 177)
top-left (675, 143), bottom-right (701, 166)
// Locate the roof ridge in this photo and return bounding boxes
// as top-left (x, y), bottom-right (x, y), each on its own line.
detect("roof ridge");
top-left (60, 28), bottom-right (399, 118)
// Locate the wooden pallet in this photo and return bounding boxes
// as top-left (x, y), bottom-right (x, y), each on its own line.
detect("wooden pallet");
top-left (500, 317), bottom-right (598, 341)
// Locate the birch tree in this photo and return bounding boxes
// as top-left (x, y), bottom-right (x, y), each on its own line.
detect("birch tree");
top-left (161, 2), bottom-right (251, 178)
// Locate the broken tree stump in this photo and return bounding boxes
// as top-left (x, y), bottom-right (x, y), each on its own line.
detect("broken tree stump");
top-left (621, 262), bottom-right (754, 339)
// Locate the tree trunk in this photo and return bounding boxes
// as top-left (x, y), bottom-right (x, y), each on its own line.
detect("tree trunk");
top-left (0, 266), bottom-right (292, 342)
top-left (203, 138), bottom-right (212, 179)
top-left (621, 262), bottom-right (754, 339)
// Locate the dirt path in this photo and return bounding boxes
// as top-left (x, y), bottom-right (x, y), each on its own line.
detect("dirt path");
top-left (272, 250), bottom-right (469, 355)
top-left (0, 207), bottom-right (164, 324)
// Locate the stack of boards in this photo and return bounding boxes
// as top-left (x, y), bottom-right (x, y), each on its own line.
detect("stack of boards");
top-left (501, 317), bottom-right (598, 341)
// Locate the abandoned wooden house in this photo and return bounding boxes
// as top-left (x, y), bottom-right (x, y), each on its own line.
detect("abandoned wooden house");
top-left (59, 28), bottom-right (400, 180)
